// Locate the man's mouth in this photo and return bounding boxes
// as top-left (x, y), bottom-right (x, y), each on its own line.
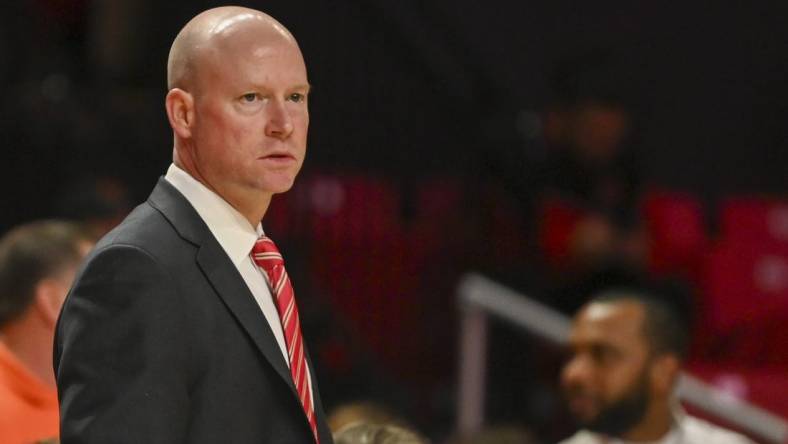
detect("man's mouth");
top-left (260, 153), bottom-right (295, 162)
top-left (566, 392), bottom-right (600, 419)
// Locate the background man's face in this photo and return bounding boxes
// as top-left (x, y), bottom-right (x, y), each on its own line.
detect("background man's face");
top-left (560, 301), bottom-right (654, 435)
top-left (190, 25), bottom-right (310, 201)
top-left (41, 239), bottom-right (93, 328)
top-left (568, 102), bottom-right (630, 164)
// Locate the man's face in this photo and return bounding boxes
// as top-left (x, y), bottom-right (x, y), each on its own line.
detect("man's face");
top-left (561, 301), bottom-right (654, 435)
top-left (189, 26), bottom-right (310, 202)
top-left (569, 102), bottom-right (629, 164)
top-left (45, 240), bottom-right (93, 327)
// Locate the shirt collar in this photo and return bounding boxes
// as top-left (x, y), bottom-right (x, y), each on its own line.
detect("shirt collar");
top-left (585, 406), bottom-right (684, 444)
top-left (164, 163), bottom-right (262, 266)
top-left (609, 427), bottom-right (681, 444)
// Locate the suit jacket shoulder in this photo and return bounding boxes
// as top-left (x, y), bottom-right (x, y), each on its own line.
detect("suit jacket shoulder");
top-left (55, 178), bottom-right (333, 444)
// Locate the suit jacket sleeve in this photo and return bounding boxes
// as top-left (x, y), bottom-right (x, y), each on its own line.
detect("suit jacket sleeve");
top-left (55, 244), bottom-right (194, 444)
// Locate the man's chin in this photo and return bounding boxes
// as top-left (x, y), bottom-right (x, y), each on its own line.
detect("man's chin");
top-left (257, 177), bottom-right (297, 195)
top-left (566, 396), bottom-right (602, 424)
top-left (582, 394), bottom-right (649, 436)
top-left (574, 414), bottom-right (598, 427)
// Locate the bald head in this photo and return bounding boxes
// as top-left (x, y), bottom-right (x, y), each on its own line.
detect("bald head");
top-left (164, 6), bottom-right (309, 226)
top-left (167, 6), bottom-right (300, 91)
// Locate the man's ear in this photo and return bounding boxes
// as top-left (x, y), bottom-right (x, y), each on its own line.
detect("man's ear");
top-left (165, 88), bottom-right (195, 139)
top-left (650, 354), bottom-right (681, 395)
top-left (33, 278), bottom-right (69, 327)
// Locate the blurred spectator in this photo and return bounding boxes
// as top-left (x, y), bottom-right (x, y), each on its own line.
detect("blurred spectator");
top-left (333, 421), bottom-right (428, 444)
top-left (559, 289), bottom-right (754, 443)
top-left (329, 401), bottom-right (414, 436)
top-left (0, 220), bottom-right (93, 444)
top-left (538, 51), bottom-right (648, 276)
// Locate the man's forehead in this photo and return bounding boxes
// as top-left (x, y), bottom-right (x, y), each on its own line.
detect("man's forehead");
top-left (168, 7), bottom-right (302, 91)
top-left (183, 6), bottom-right (293, 42)
top-left (208, 18), bottom-right (296, 53)
top-left (208, 12), bottom-right (293, 43)
top-left (190, 29), bottom-right (306, 93)
top-left (211, 32), bottom-right (302, 64)
top-left (204, 15), bottom-right (304, 69)
top-left (570, 301), bottom-right (647, 346)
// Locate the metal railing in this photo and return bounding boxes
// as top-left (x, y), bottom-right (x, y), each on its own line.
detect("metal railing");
top-left (456, 273), bottom-right (788, 443)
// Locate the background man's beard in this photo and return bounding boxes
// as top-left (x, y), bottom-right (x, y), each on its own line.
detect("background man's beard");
top-left (583, 373), bottom-right (651, 437)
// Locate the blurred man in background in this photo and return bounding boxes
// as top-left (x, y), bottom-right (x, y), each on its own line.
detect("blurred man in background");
top-left (560, 290), bottom-right (754, 444)
top-left (0, 221), bottom-right (92, 444)
top-left (538, 51), bottom-right (649, 280)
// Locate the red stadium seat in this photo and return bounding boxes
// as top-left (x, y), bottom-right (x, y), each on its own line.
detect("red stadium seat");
top-left (538, 196), bottom-right (587, 269)
top-left (697, 241), bottom-right (788, 365)
top-left (294, 173), bottom-right (451, 379)
top-left (641, 190), bottom-right (708, 279)
top-left (686, 362), bottom-right (788, 421)
top-left (295, 173), bottom-right (403, 245)
top-left (408, 177), bottom-right (466, 259)
top-left (481, 184), bottom-right (529, 265)
top-left (721, 196), bottom-right (788, 244)
top-left (309, 232), bottom-right (425, 377)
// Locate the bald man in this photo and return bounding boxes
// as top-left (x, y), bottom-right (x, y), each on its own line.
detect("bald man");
top-left (54, 7), bottom-right (332, 443)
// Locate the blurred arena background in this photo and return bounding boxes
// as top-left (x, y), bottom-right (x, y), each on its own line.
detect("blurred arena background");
top-left (0, 1), bottom-right (786, 442)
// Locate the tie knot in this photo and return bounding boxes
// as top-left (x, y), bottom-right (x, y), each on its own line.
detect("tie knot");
top-left (252, 236), bottom-right (284, 271)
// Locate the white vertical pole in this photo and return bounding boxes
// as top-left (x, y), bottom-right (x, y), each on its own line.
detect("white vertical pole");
top-left (456, 305), bottom-right (488, 437)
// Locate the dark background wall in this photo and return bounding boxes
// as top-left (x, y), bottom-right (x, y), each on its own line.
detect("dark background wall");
top-left (0, 2), bottom-right (786, 440)
top-left (1, 1), bottom-right (786, 233)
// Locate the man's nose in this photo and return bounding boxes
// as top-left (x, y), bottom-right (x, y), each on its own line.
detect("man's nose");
top-left (561, 355), bottom-right (590, 388)
top-left (265, 100), bottom-right (294, 139)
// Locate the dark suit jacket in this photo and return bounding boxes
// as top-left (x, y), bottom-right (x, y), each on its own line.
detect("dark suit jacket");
top-left (54, 178), bottom-right (333, 444)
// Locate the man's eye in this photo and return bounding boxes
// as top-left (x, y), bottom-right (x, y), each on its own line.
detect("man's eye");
top-left (242, 93), bottom-right (258, 102)
top-left (590, 346), bottom-right (614, 364)
top-left (288, 93), bottom-right (305, 103)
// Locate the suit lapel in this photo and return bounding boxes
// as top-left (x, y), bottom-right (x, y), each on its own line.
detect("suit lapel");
top-left (147, 178), bottom-right (298, 398)
top-left (196, 240), bottom-right (297, 395)
top-left (304, 345), bottom-right (332, 441)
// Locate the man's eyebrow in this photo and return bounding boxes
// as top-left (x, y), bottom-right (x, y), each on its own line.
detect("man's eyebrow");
top-left (245, 83), bottom-right (312, 92)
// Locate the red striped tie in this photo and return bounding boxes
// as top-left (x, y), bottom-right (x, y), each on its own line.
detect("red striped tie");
top-left (252, 235), bottom-right (319, 443)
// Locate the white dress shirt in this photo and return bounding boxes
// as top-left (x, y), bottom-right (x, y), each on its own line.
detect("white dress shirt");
top-left (559, 409), bottom-right (756, 444)
top-left (164, 163), bottom-right (313, 401)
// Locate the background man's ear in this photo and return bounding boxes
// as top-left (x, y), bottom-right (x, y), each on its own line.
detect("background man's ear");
top-left (650, 354), bottom-right (681, 395)
top-left (33, 278), bottom-right (70, 327)
top-left (166, 88), bottom-right (195, 139)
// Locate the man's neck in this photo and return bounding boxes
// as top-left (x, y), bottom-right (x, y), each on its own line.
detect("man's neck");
top-left (172, 159), bottom-right (271, 226)
top-left (619, 401), bottom-right (674, 442)
top-left (222, 190), bottom-right (271, 228)
top-left (0, 320), bottom-right (56, 387)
